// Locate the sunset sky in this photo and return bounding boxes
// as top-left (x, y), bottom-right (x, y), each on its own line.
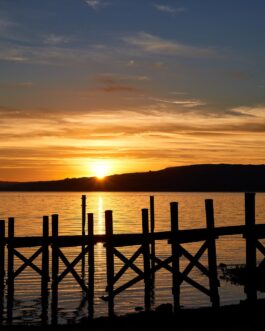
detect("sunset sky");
top-left (0, 0), bottom-right (265, 181)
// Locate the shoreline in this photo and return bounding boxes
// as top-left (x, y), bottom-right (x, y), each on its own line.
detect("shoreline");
top-left (2, 301), bottom-right (265, 330)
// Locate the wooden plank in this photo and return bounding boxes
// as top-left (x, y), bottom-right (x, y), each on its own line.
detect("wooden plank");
top-left (7, 223), bottom-right (262, 249)
top-left (3, 223), bottom-right (265, 249)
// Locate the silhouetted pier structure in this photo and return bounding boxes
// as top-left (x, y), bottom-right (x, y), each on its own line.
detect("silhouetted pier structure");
top-left (0, 192), bottom-right (264, 324)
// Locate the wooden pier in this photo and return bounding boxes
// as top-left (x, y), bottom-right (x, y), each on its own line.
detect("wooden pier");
top-left (0, 192), bottom-right (264, 324)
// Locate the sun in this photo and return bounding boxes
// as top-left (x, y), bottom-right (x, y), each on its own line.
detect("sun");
top-left (91, 161), bottom-right (109, 180)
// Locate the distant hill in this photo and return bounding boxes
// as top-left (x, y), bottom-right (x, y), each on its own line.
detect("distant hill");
top-left (0, 164), bottom-right (265, 192)
top-left (0, 181), bottom-right (18, 188)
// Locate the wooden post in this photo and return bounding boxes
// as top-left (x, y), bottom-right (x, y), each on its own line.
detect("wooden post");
top-left (81, 195), bottom-right (86, 279)
top-left (7, 217), bottom-right (14, 323)
top-left (42, 216), bottom-right (49, 293)
top-left (170, 202), bottom-right (181, 312)
top-left (244, 192), bottom-right (257, 304)
top-left (0, 220), bottom-right (5, 322)
top-left (88, 213), bottom-right (94, 318)
top-left (150, 196), bottom-right (155, 285)
top-left (41, 216), bottom-right (49, 325)
top-left (142, 208), bottom-right (151, 311)
top-left (51, 214), bottom-right (59, 325)
top-left (205, 199), bottom-right (220, 308)
top-left (105, 210), bottom-right (114, 317)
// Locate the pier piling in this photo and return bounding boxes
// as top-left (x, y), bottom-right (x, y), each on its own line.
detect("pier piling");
top-left (88, 213), bottom-right (95, 318)
top-left (245, 192), bottom-right (257, 304)
top-left (7, 217), bottom-right (14, 323)
top-left (142, 208), bottom-right (151, 311)
top-left (170, 202), bottom-right (181, 312)
top-left (105, 210), bottom-right (114, 317)
top-left (150, 196), bottom-right (155, 285)
top-left (81, 195), bottom-right (86, 279)
top-left (205, 199), bottom-right (220, 307)
top-left (51, 214), bottom-right (59, 325)
top-left (41, 216), bottom-right (49, 325)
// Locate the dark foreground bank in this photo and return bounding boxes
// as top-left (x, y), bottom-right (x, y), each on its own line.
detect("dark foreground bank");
top-left (1, 301), bottom-right (265, 331)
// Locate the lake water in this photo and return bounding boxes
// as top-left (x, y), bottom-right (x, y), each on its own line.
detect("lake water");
top-left (0, 191), bottom-right (265, 325)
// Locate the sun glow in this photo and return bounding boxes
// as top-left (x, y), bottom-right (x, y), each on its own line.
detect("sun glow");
top-left (91, 161), bottom-right (110, 179)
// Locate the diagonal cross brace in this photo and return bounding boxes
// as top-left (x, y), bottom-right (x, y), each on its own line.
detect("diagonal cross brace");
top-left (183, 274), bottom-right (211, 296)
top-left (152, 249), bottom-right (210, 297)
top-left (103, 255), bottom-right (173, 299)
top-left (103, 251), bottom-right (210, 301)
top-left (256, 240), bottom-right (265, 256)
top-left (179, 241), bottom-right (209, 281)
top-left (58, 245), bottom-right (90, 283)
top-left (13, 247), bottom-right (43, 278)
top-left (103, 242), bottom-right (211, 301)
top-left (151, 255), bottom-right (173, 273)
top-left (57, 249), bottom-right (88, 293)
top-left (112, 246), bottom-right (144, 285)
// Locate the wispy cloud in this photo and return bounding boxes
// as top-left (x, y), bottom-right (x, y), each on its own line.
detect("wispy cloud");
top-left (0, 81), bottom-right (33, 88)
top-left (226, 70), bottom-right (250, 81)
top-left (94, 73), bottom-right (143, 93)
top-left (43, 34), bottom-right (71, 45)
top-left (154, 4), bottom-right (186, 14)
top-left (0, 48), bottom-right (27, 62)
top-left (155, 98), bottom-right (206, 108)
top-left (231, 105), bottom-right (265, 118)
top-left (96, 85), bottom-right (140, 93)
top-left (85, 0), bottom-right (108, 10)
top-left (95, 73), bottom-right (149, 83)
top-left (1, 102), bottom-right (265, 180)
top-left (0, 43), bottom-right (111, 65)
top-left (0, 18), bottom-right (17, 31)
top-left (123, 32), bottom-right (218, 57)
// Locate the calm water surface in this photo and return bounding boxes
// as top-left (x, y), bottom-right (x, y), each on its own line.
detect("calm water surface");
top-left (0, 192), bottom-right (265, 325)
